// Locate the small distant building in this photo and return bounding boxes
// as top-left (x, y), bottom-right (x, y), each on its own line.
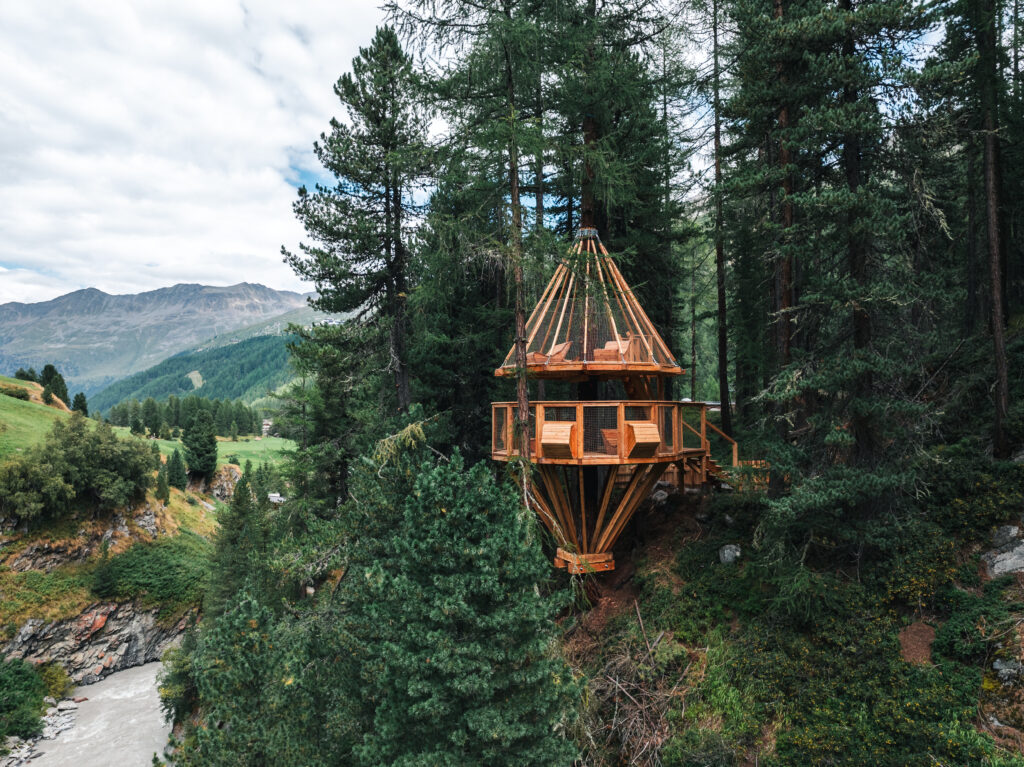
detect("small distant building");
top-left (262, 419), bottom-right (273, 437)
top-left (268, 492), bottom-right (285, 505)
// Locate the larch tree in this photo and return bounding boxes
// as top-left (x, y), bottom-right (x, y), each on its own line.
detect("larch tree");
top-left (284, 26), bottom-right (428, 415)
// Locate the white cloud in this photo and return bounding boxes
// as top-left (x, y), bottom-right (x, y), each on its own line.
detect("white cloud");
top-left (0, 0), bottom-right (385, 303)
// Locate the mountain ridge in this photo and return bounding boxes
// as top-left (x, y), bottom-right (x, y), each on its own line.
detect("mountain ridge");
top-left (0, 282), bottom-right (312, 396)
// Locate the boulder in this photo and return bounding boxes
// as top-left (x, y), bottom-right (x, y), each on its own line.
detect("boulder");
top-left (993, 525), bottom-right (1021, 549)
top-left (984, 541), bottom-right (1024, 577)
top-left (719, 544), bottom-right (741, 565)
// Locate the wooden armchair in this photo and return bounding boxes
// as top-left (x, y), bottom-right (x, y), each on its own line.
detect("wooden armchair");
top-left (527, 340), bottom-right (572, 364)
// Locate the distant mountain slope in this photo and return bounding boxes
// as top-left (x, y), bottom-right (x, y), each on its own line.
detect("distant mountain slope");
top-left (0, 283), bottom-right (309, 396)
top-left (89, 334), bottom-right (295, 412)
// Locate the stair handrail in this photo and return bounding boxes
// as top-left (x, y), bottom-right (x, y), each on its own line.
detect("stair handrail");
top-left (704, 420), bottom-right (738, 467)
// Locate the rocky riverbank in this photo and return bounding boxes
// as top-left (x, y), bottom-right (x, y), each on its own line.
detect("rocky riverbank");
top-left (4, 601), bottom-right (192, 684)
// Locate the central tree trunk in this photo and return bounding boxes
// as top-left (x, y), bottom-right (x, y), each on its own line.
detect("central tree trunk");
top-left (503, 4), bottom-right (531, 483)
top-left (712, 0), bottom-right (733, 435)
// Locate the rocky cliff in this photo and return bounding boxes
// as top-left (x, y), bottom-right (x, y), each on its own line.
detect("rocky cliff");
top-left (4, 602), bottom-right (193, 685)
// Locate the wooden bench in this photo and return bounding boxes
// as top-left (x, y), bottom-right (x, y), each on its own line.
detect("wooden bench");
top-left (527, 340), bottom-right (572, 365)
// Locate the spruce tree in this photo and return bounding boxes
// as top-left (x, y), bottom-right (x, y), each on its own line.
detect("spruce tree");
top-left (204, 475), bottom-right (265, 618)
top-left (70, 392), bottom-right (88, 415)
top-left (192, 590), bottom-right (280, 764)
top-left (355, 455), bottom-right (577, 766)
top-left (183, 411), bottom-right (218, 482)
top-left (142, 397), bottom-right (161, 436)
top-left (156, 464), bottom-right (170, 506)
top-left (168, 449), bottom-right (188, 491)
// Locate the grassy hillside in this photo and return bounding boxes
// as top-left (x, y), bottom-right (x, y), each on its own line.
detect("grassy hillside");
top-left (90, 334), bottom-right (294, 412)
top-left (111, 428), bottom-right (293, 469)
top-left (0, 377), bottom-right (68, 458)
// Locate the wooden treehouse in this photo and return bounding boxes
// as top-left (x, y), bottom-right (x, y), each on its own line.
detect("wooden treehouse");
top-left (492, 228), bottom-right (746, 574)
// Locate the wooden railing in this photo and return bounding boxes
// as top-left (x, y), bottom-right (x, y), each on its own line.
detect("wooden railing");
top-left (492, 400), bottom-right (708, 465)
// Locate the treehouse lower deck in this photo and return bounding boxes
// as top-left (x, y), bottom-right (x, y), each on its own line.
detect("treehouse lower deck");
top-left (492, 400), bottom-right (746, 573)
top-left (491, 400), bottom-right (733, 467)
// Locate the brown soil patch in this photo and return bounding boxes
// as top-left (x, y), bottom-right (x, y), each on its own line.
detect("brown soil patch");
top-left (898, 621), bottom-right (935, 665)
top-left (18, 380), bottom-right (72, 411)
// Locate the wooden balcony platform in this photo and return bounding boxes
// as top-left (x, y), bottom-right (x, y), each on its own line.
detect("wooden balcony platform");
top-left (491, 400), bottom-right (730, 467)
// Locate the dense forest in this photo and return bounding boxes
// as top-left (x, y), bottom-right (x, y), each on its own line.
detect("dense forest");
top-left (146, 0), bottom-right (1024, 764)
top-left (89, 334), bottom-right (293, 413)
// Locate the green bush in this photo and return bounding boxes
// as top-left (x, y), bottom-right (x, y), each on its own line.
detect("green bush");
top-left (0, 385), bottom-right (30, 401)
top-left (37, 662), bottom-right (73, 700)
top-left (91, 531), bottom-right (211, 616)
top-left (0, 413), bottom-right (154, 523)
top-left (0, 658), bottom-right (46, 742)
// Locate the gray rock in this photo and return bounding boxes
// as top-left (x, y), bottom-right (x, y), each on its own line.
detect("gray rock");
top-left (43, 696), bottom-right (56, 706)
top-left (719, 544), bottom-right (741, 565)
top-left (55, 701), bottom-right (76, 711)
top-left (993, 525), bottom-right (1021, 548)
top-left (983, 540), bottom-right (1024, 576)
top-left (993, 658), bottom-right (1023, 683)
top-left (135, 506), bottom-right (158, 537)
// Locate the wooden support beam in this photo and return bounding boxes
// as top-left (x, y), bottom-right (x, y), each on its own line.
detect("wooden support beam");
top-left (591, 463), bottom-right (622, 549)
top-left (537, 464), bottom-right (572, 548)
top-left (578, 467), bottom-right (588, 553)
top-left (593, 464), bottom-right (650, 552)
top-left (595, 462), bottom-right (668, 554)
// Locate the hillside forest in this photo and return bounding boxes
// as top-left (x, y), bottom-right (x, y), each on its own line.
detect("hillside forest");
top-left (4, 0), bottom-right (1024, 764)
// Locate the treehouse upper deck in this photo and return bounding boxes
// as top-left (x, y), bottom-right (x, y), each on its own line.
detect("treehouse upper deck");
top-left (494, 229), bottom-right (682, 382)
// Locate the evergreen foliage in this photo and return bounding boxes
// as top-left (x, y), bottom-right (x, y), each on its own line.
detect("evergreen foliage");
top-left (204, 475), bottom-right (268, 620)
top-left (284, 26), bottom-right (427, 414)
top-left (0, 658), bottom-right (46, 742)
top-left (89, 334), bottom-right (294, 413)
top-left (354, 455), bottom-right (577, 766)
top-left (167, 449), bottom-right (188, 491)
top-left (156, 463), bottom-right (170, 506)
top-left (71, 392), bottom-right (88, 415)
top-left (182, 411), bottom-right (218, 482)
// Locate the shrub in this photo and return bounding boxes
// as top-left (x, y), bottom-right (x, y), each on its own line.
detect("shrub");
top-left (0, 413), bottom-right (154, 523)
top-left (0, 385), bottom-right (30, 401)
top-left (37, 662), bottom-right (73, 700)
top-left (91, 530), bottom-right (211, 616)
top-left (41, 385), bottom-right (53, 405)
top-left (0, 658), bottom-right (45, 742)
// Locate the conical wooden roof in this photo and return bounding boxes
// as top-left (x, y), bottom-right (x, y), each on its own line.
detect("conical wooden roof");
top-left (496, 229), bottom-right (682, 379)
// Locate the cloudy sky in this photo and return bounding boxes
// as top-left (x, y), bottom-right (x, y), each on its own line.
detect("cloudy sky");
top-left (0, 1), bottom-right (386, 304)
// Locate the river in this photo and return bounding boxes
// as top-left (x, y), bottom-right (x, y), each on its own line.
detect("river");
top-left (32, 662), bottom-right (170, 766)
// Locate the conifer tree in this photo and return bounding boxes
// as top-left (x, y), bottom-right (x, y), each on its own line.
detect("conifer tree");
top-left (167, 449), bottom-right (188, 491)
top-left (183, 411), bottom-right (218, 482)
top-left (71, 392), bottom-right (88, 416)
top-left (354, 455), bottom-right (577, 766)
top-left (142, 397), bottom-right (161, 436)
top-left (204, 475), bottom-right (265, 618)
top-left (284, 26), bottom-right (427, 414)
top-left (191, 590), bottom-right (280, 763)
top-left (156, 464), bottom-right (170, 506)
